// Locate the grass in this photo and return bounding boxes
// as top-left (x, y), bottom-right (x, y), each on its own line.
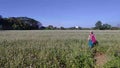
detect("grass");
top-left (0, 30), bottom-right (120, 68)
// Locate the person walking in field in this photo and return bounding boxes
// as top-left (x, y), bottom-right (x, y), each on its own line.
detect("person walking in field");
top-left (88, 31), bottom-right (98, 48)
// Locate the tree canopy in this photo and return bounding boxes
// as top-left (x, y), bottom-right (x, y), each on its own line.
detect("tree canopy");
top-left (95, 21), bottom-right (102, 30)
top-left (0, 16), bottom-right (42, 30)
top-left (95, 21), bottom-right (112, 30)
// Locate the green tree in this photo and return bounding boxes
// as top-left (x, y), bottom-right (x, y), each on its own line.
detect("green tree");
top-left (95, 21), bottom-right (102, 30)
top-left (47, 25), bottom-right (54, 30)
top-left (60, 26), bottom-right (65, 30)
top-left (102, 24), bottom-right (111, 30)
top-left (0, 16), bottom-right (42, 30)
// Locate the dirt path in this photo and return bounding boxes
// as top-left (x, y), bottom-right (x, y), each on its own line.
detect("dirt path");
top-left (94, 52), bottom-right (108, 67)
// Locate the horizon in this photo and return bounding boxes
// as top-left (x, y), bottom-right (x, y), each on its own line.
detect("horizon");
top-left (0, 0), bottom-right (120, 28)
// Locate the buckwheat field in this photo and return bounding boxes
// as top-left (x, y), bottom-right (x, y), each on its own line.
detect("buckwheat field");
top-left (0, 30), bottom-right (120, 68)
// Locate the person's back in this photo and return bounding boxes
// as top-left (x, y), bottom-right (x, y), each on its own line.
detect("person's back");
top-left (88, 31), bottom-right (97, 48)
top-left (89, 33), bottom-right (96, 44)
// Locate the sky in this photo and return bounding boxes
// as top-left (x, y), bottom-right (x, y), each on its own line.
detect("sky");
top-left (0, 0), bottom-right (120, 27)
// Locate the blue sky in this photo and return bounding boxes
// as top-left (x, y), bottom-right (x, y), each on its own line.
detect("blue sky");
top-left (0, 0), bottom-right (120, 27)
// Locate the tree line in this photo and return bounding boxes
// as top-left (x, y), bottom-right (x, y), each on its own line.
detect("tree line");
top-left (42, 21), bottom-right (120, 30)
top-left (0, 15), bottom-right (42, 30)
top-left (94, 21), bottom-right (120, 30)
top-left (0, 15), bottom-right (119, 30)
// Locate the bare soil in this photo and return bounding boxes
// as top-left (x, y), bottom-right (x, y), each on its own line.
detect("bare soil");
top-left (94, 52), bottom-right (108, 67)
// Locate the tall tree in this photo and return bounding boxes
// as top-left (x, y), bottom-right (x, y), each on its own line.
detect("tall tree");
top-left (95, 21), bottom-right (102, 30)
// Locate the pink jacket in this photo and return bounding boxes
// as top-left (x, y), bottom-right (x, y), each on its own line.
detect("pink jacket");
top-left (89, 34), bottom-right (96, 43)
